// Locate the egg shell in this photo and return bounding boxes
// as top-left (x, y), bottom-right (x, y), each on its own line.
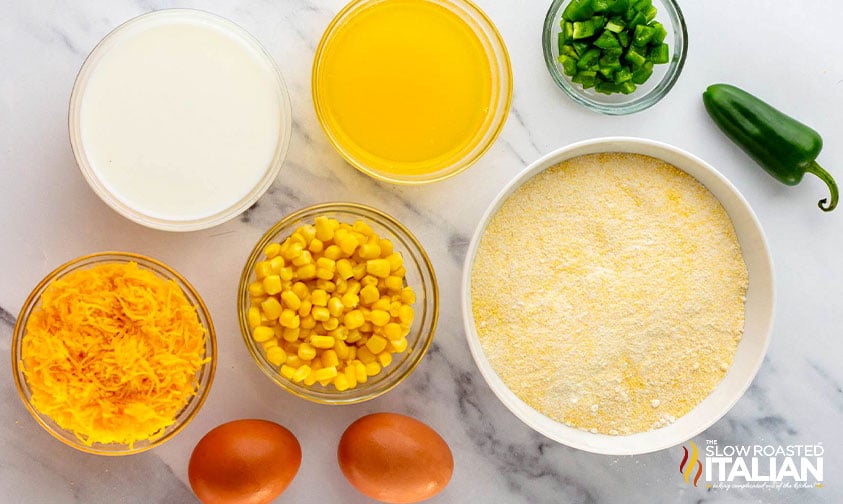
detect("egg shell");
top-left (338, 413), bottom-right (454, 503)
top-left (188, 419), bottom-right (302, 504)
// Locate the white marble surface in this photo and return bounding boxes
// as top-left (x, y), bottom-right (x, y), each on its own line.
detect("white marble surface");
top-left (1, 0), bottom-right (841, 502)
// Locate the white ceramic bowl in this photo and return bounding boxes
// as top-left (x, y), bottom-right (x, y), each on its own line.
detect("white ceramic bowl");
top-left (461, 137), bottom-right (774, 455)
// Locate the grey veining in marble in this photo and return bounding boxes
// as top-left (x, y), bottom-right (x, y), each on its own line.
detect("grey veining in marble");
top-left (1, 1), bottom-right (841, 503)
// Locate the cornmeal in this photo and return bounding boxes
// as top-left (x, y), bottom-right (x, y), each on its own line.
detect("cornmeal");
top-left (470, 153), bottom-right (748, 435)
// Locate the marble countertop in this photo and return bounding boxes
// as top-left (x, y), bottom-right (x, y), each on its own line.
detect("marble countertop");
top-left (1, 1), bottom-right (841, 502)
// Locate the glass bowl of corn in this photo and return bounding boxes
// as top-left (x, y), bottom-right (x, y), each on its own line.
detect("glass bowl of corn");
top-left (238, 202), bottom-right (439, 404)
top-left (12, 251), bottom-right (217, 455)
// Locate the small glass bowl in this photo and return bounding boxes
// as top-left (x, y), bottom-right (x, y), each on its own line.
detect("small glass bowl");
top-left (312, 0), bottom-right (512, 184)
top-left (238, 203), bottom-right (439, 404)
top-left (12, 252), bottom-right (217, 456)
top-left (542, 0), bottom-right (687, 115)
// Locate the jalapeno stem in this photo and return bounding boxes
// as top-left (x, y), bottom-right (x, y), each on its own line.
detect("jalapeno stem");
top-left (804, 161), bottom-right (838, 212)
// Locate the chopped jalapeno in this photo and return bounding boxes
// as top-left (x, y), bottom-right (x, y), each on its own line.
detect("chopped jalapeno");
top-left (556, 0), bottom-right (671, 95)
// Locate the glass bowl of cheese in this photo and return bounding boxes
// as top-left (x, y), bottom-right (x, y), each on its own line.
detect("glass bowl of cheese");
top-left (12, 251), bottom-right (217, 455)
top-left (462, 137), bottom-right (774, 455)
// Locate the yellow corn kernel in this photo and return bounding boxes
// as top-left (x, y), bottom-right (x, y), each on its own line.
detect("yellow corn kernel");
top-left (384, 275), bottom-right (404, 292)
top-left (338, 234), bottom-right (359, 256)
top-left (351, 262), bottom-right (367, 280)
top-left (310, 289), bottom-right (328, 307)
top-left (255, 261), bottom-right (273, 280)
top-left (260, 297), bottom-right (283, 320)
top-left (344, 330), bottom-right (360, 345)
top-left (386, 253), bottom-right (404, 271)
top-left (398, 305), bottom-right (414, 325)
top-left (296, 264), bottom-right (317, 280)
top-left (327, 297), bottom-right (345, 317)
top-left (314, 216), bottom-right (338, 242)
top-left (351, 360), bottom-right (366, 382)
top-left (334, 340), bottom-right (350, 360)
top-left (389, 337), bottom-right (408, 353)
top-left (341, 292), bottom-right (359, 309)
top-left (361, 275), bottom-right (379, 288)
top-left (346, 346), bottom-right (358, 362)
top-left (289, 231), bottom-right (307, 246)
top-left (371, 297), bottom-right (391, 311)
top-left (280, 365), bottom-right (296, 379)
top-left (365, 361), bottom-right (381, 377)
top-left (316, 279), bottom-right (336, 292)
top-left (250, 295), bottom-right (266, 308)
top-left (401, 287), bottom-right (416, 305)
top-left (359, 284), bottom-right (380, 305)
top-left (261, 338), bottom-right (278, 351)
top-left (299, 224), bottom-right (316, 243)
top-left (292, 365), bottom-right (311, 383)
top-left (248, 281), bottom-right (265, 297)
top-left (286, 354), bottom-right (304, 368)
top-left (333, 373), bottom-right (350, 391)
top-left (300, 315), bottom-right (316, 329)
top-left (303, 370), bottom-right (318, 386)
top-left (357, 345), bottom-right (376, 364)
top-left (312, 306), bottom-right (330, 322)
top-left (360, 321), bottom-right (374, 333)
top-left (279, 266), bottom-right (294, 281)
top-left (335, 278), bottom-right (348, 294)
top-left (262, 275), bottom-right (283, 295)
top-left (315, 256), bottom-right (336, 272)
top-left (263, 242), bottom-right (282, 259)
top-left (358, 242), bottom-right (381, 259)
top-left (310, 335), bottom-right (335, 349)
top-left (329, 326), bottom-right (349, 341)
top-left (283, 241), bottom-right (303, 260)
top-left (308, 238), bottom-right (324, 254)
top-left (369, 309), bottom-right (390, 327)
top-left (344, 310), bottom-right (365, 330)
top-left (379, 239), bottom-right (394, 257)
top-left (353, 220), bottom-right (374, 237)
top-left (366, 258), bottom-right (391, 278)
top-left (291, 250), bottom-right (312, 267)
top-left (280, 290), bottom-right (301, 310)
top-left (346, 281), bottom-right (362, 295)
top-left (266, 346), bottom-right (287, 366)
top-left (314, 366), bottom-right (338, 382)
top-left (289, 282), bottom-right (307, 300)
top-left (315, 268), bottom-right (333, 281)
top-left (344, 365), bottom-right (358, 388)
top-left (320, 349), bottom-right (340, 368)
top-left (298, 343), bottom-right (317, 361)
top-left (252, 326), bottom-right (275, 343)
top-left (282, 327), bottom-right (300, 343)
top-left (388, 301), bottom-right (402, 317)
top-left (269, 256), bottom-right (285, 273)
top-left (377, 351), bottom-right (393, 368)
top-left (365, 334), bottom-right (388, 354)
top-left (247, 306), bottom-right (262, 329)
top-left (383, 322), bottom-right (403, 341)
top-left (336, 259), bottom-right (354, 280)
top-left (298, 298), bottom-right (312, 317)
top-left (279, 309), bottom-right (300, 329)
top-left (323, 244), bottom-right (342, 260)
top-left (322, 317), bottom-right (339, 331)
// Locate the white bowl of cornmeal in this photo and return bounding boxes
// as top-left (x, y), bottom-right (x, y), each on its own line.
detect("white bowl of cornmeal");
top-left (462, 137), bottom-right (774, 455)
top-left (69, 9), bottom-right (292, 231)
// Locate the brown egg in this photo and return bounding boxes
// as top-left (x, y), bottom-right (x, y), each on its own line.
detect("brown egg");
top-left (188, 419), bottom-right (301, 504)
top-left (338, 413), bottom-right (454, 503)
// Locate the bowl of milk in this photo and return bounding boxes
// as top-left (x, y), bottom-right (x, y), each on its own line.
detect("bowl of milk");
top-left (69, 9), bottom-right (292, 231)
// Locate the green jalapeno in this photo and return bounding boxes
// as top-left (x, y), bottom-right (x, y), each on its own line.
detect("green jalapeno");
top-left (703, 83), bottom-right (838, 212)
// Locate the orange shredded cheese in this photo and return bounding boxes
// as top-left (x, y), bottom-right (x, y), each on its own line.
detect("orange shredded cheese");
top-left (21, 261), bottom-right (208, 447)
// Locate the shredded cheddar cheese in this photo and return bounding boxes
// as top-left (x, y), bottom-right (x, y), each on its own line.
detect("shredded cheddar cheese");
top-left (471, 153), bottom-right (748, 435)
top-left (21, 261), bottom-right (208, 447)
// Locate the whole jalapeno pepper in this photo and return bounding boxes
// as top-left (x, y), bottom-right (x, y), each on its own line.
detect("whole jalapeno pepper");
top-left (703, 83), bottom-right (838, 212)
